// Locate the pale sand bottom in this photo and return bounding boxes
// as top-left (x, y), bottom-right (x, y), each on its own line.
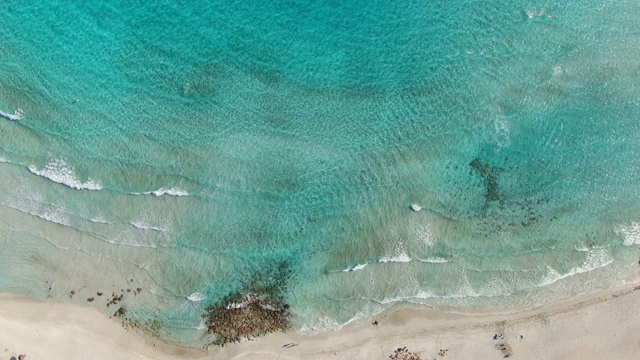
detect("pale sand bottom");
top-left (1, 283), bottom-right (640, 360)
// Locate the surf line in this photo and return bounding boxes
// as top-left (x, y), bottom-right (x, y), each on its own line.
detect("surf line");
top-left (0, 108), bottom-right (23, 121)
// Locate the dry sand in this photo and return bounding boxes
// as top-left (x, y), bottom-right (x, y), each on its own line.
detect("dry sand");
top-left (1, 282), bottom-right (640, 360)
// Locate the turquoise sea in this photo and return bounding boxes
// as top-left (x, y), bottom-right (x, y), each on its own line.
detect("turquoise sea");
top-left (1, 0), bottom-right (640, 347)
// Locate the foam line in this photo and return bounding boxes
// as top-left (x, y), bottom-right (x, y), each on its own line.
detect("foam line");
top-left (0, 108), bottom-right (23, 121)
top-left (342, 263), bottom-right (368, 272)
top-left (379, 253), bottom-right (412, 263)
top-left (616, 222), bottom-right (640, 246)
top-left (187, 292), bottom-right (205, 302)
top-left (415, 257), bottom-right (449, 264)
top-left (28, 159), bottom-right (102, 190)
top-left (131, 187), bottom-right (189, 197)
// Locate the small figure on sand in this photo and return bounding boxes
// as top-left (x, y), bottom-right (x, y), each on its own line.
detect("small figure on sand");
top-left (373, 320), bottom-right (379, 326)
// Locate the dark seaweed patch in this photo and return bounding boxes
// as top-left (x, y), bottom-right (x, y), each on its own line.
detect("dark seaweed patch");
top-left (470, 157), bottom-right (501, 204)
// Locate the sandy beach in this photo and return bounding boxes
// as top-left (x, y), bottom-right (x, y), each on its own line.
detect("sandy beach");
top-left (1, 282), bottom-right (639, 360)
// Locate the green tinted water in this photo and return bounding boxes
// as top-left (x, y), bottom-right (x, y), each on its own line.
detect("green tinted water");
top-left (0, 0), bottom-right (639, 347)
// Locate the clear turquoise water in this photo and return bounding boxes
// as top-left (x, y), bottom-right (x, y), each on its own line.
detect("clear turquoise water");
top-left (1, 0), bottom-right (640, 347)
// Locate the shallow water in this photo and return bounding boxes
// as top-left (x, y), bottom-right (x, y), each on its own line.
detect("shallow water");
top-left (1, 0), bottom-right (640, 347)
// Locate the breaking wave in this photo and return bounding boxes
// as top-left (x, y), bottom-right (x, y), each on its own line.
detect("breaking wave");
top-left (379, 253), bottom-right (412, 263)
top-left (187, 292), bottom-right (205, 302)
top-left (4, 203), bottom-right (71, 228)
top-left (342, 263), bottom-right (368, 272)
top-left (616, 222), bottom-right (640, 246)
top-left (416, 257), bottom-right (449, 264)
top-left (132, 187), bottom-right (189, 197)
top-left (130, 221), bottom-right (168, 233)
top-left (538, 249), bottom-right (614, 287)
top-left (89, 217), bottom-right (112, 224)
top-left (28, 159), bottom-right (102, 190)
top-left (0, 108), bottom-right (23, 121)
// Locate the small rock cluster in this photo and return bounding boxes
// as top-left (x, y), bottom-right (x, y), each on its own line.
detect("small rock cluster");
top-left (389, 347), bottom-right (423, 360)
top-left (113, 307), bottom-right (127, 318)
top-left (493, 333), bottom-right (512, 358)
top-left (55, 280), bottom-right (165, 338)
top-left (65, 281), bottom-right (142, 309)
top-left (121, 317), bottom-right (163, 337)
top-left (64, 282), bottom-right (147, 331)
top-left (107, 292), bottom-right (124, 307)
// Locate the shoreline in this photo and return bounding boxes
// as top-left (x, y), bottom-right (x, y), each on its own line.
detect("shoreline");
top-left (1, 281), bottom-right (640, 359)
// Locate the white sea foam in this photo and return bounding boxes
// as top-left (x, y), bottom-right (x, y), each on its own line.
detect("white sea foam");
top-left (342, 263), bottom-right (368, 272)
top-left (415, 257), bottom-right (448, 264)
top-left (299, 313), bottom-right (366, 334)
top-left (538, 248), bottom-right (614, 287)
top-left (376, 291), bottom-right (438, 305)
top-left (5, 203), bottom-right (71, 227)
top-left (616, 222), bottom-right (640, 246)
top-left (379, 253), bottom-right (412, 263)
top-left (553, 65), bottom-right (563, 76)
top-left (298, 316), bottom-right (343, 334)
top-left (414, 226), bottom-right (436, 248)
top-left (152, 187), bottom-right (188, 196)
top-left (375, 293), bottom-right (425, 305)
top-left (224, 294), bottom-right (281, 311)
top-left (103, 224), bottom-right (173, 247)
top-left (371, 285), bottom-right (505, 307)
top-left (132, 187), bottom-right (189, 197)
top-left (0, 157), bottom-right (7, 163)
top-left (39, 209), bottom-right (71, 227)
top-left (187, 292), bottom-right (205, 302)
top-left (28, 159), bottom-right (102, 190)
top-left (102, 237), bottom-right (159, 249)
top-left (225, 293), bottom-right (265, 310)
top-left (493, 117), bottom-right (511, 148)
top-left (524, 8), bottom-right (552, 19)
top-left (130, 221), bottom-right (167, 233)
top-left (525, 9), bottom-right (536, 19)
top-left (195, 320), bottom-right (208, 331)
top-left (89, 217), bottom-right (112, 224)
top-left (0, 108), bottom-right (23, 121)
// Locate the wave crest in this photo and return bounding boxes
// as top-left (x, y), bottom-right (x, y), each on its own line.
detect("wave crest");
top-left (130, 221), bottom-right (167, 233)
top-left (0, 108), bottom-right (23, 121)
top-left (342, 263), bottom-right (368, 272)
top-left (187, 292), bottom-right (205, 302)
top-left (415, 257), bottom-right (448, 264)
top-left (151, 187), bottom-right (188, 196)
top-left (616, 222), bottom-right (640, 246)
top-left (28, 159), bottom-right (102, 190)
top-left (379, 253), bottom-right (412, 263)
top-left (132, 187), bottom-right (189, 197)
top-left (538, 248), bottom-right (613, 287)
